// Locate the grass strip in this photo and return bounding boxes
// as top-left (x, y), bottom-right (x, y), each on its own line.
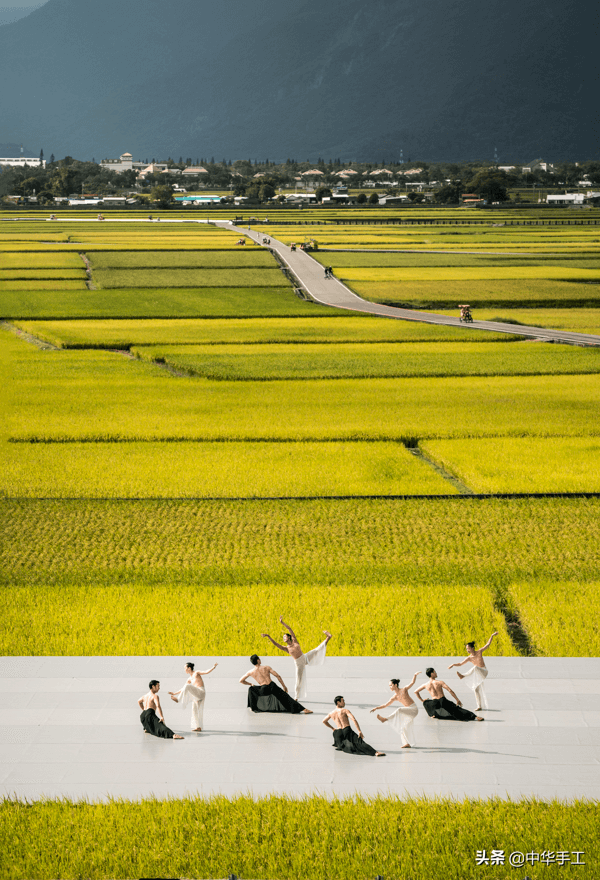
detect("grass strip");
top-left (0, 795), bottom-right (595, 880)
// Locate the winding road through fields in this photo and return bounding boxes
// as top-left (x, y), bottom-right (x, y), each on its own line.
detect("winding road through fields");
top-left (218, 222), bottom-right (600, 347)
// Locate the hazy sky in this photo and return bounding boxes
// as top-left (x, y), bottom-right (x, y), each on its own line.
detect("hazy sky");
top-left (1, 0), bottom-right (48, 6)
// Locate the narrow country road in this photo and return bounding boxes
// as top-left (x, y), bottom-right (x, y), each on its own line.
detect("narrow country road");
top-left (218, 221), bottom-right (600, 347)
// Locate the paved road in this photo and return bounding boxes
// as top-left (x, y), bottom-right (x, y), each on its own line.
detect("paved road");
top-left (219, 223), bottom-right (600, 347)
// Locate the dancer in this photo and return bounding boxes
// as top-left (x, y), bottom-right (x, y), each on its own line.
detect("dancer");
top-left (240, 655), bottom-right (313, 714)
top-left (168, 661), bottom-right (217, 731)
top-left (138, 681), bottom-right (184, 739)
top-left (261, 616), bottom-right (332, 701)
top-left (370, 672), bottom-right (421, 748)
top-left (415, 669), bottom-right (483, 721)
top-left (448, 632), bottom-right (498, 711)
top-left (323, 697), bottom-right (385, 756)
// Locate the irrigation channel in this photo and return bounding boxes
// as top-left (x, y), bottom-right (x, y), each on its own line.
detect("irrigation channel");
top-left (217, 221), bottom-right (600, 348)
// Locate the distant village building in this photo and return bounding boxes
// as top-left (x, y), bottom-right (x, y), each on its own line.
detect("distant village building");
top-left (182, 166), bottom-right (209, 177)
top-left (369, 168), bottom-right (393, 177)
top-left (99, 152), bottom-right (147, 173)
top-left (0, 156), bottom-right (46, 168)
top-left (545, 192), bottom-right (600, 205)
top-left (522, 159), bottom-right (554, 173)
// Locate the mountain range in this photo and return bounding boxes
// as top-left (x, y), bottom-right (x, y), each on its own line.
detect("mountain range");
top-left (0, 0), bottom-right (598, 162)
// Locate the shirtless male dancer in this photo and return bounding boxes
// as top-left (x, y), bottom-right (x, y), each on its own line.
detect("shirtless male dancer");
top-left (261, 615), bottom-right (332, 701)
top-left (370, 672), bottom-right (421, 748)
top-left (415, 669), bottom-right (483, 722)
top-left (240, 655), bottom-right (313, 714)
top-left (448, 632), bottom-right (498, 711)
top-left (168, 661), bottom-right (218, 731)
top-left (323, 697), bottom-right (385, 757)
top-left (138, 681), bottom-right (184, 739)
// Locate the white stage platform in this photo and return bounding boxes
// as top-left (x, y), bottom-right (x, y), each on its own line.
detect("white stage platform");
top-left (1, 656), bottom-right (599, 802)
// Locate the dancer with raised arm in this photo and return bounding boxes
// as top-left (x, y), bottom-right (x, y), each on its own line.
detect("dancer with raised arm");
top-left (261, 615), bottom-right (332, 701)
top-left (415, 669), bottom-right (484, 722)
top-left (138, 681), bottom-right (184, 739)
top-left (448, 632), bottom-right (498, 711)
top-left (323, 697), bottom-right (385, 757)
top-left (240, 655), bottom-right (313, 714)
top-left (370, 673), bottom-right (421, 748)
top-left (168, 661), bottom-right (217, 731)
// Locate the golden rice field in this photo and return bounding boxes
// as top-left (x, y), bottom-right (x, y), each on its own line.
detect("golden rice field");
top-left (3, 795), bottom-right (596, 880)
top-left (1, 208), bottom-right (599, 874)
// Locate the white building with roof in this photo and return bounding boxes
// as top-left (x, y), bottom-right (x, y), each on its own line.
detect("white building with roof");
top-left (100, 152), bottom-right (149, 174)
top-left (0, 156), bottom-right (46, 168)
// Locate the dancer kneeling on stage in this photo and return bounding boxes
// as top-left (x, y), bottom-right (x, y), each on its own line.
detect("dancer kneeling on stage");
top-left (323, 696), bottom-right (385, 756)
top-left (240, 655), bottom-right (313, 714)
top-left (138, 681), bottom-right (184, 738)
top-left (415, 669), bottom-right (483, 721)
top-left (370, 672), bottom-right (421, 747)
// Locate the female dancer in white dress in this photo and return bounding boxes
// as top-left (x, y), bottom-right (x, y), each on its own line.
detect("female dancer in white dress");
top-left (169, 661), bottom-right (217, 731)
top-left (448, 632), bottom-right (498, 711)
top-left (370, 673), bottom-right (421, 748)
top-left (261, 616), bottom-right (332, 701)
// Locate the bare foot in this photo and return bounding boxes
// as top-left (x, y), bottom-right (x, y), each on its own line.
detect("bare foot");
top-left (192, 727), bottom-right (202, 731)
top-left (302, 709), bottom-right (313, 714)
top-left (324, 630), bottom-right (332, 641)
top-left (376, 714), bottom-right (387, 724)
top-left (476, 716), bottom-right (484, 722)
top-left (375, 751), bottom-right (386, 757)
top-left (169, 694), bottom-right (179, 703)
top-left (174, 734), bottom-right (184, 739)
top-left (457, 672), bottom-right (464, 680)
top-left (401, 744), bottom-right (411, 749)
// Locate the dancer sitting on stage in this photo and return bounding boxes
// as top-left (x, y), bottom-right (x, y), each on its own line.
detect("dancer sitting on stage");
top-left (168, 661), bottom-right (218, 731)
top-left (448, 631), bottom-right (498, 711)
top-left (138, 681), bottom-right (184, 739)
top-left (240, 655), bottom-right (313, 714)
top-left (415, 669), bottom-right (483, 722)
top-left (323, 696), bottom-right (385, 757)
top-left (261, 615), bottom-right (332, 701)
top-left (370, 672), bottom-right (421, 748)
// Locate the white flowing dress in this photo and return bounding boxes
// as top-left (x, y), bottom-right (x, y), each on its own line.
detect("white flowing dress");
top-left (386, 703), bottom-right (419, 746)
top-left (294, 638), bottom-right (328, 701)
top-left (178, 683), bottom-right (206, 729)
top-left (461, 665), bottom-right (489, 709)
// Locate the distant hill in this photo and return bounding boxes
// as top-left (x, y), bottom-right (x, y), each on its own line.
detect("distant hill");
top-left (0, 5), bottom-right (45, 26)
top-left (0, 0), bottom-right (597, 162)
top-left (0, 143), bottom-right (35, 157)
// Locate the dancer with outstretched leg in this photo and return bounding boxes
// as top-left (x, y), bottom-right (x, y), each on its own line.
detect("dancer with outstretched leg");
top-left (169, 661), bottom-right (217, 731)
top-left (262, 615), bottom-right (332, 701)
top-left (448, 632), bottom-right (498, 711)
top-left (370, 672), bottom-right (421, 748)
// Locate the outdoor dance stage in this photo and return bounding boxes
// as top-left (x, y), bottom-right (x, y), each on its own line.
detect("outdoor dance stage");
top-left (1, 656), bottom-right (599, 802)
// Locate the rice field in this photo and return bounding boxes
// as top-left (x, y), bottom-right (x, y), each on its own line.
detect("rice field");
top-left (2, 208), bottom-right (600, 873)
top-left (2, 794), bottom-right (595, 880)
top-left (0, 439), bottom-right (454, 499)
top-left (94, 267), bottom-right (286, 288)
top-left (352, 279), bottom-right (600, 308)
top-left (130, 340), bottom-right (600, 381)
top-left (89, 250), bottom-right (275, 267)
top-left (12, 316), bottom-right (515, 348)
top-left (0, 287), bottom-right (330, 318)
top-left (421, 437), bottom-right (600, 494)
